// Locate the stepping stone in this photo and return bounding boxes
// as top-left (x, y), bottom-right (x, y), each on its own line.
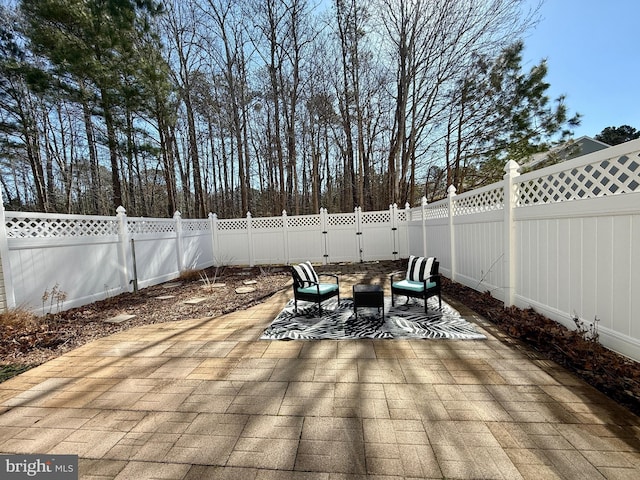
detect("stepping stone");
top-left (243, 280), bottom-right (258, 285)
top-left (156, 295), bottom-right (175, 300)
top-left (104, 314), bottom-right (136, 324)
top-left (202, 283), bottom-right (226, 289)
top-left (163, 282), bottom-right (182, 289)
top-left (235, 286), bottom-right (256, 294)
top-left (184, 297), bottom-right (206, 305)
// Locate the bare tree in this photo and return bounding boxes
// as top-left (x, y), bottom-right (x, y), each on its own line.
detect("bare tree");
top-left (377, 0), bottom-right (535, 205)
top-left (161, 0), bottom-right (207, 217)
top-left (200, 0), bottom-right (251, 215)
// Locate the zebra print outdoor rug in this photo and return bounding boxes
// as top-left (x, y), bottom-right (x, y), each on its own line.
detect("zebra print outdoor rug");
top-left (261, 297), bottom-right (486, 340)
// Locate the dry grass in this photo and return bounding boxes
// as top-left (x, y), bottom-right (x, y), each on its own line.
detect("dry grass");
top-left (0, 306), bottom-right (40, 330)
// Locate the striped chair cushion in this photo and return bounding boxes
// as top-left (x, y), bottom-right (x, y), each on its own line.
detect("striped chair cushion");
top-left (293, 261), bottom-right (319, 287)
top-left (406, 256), bottom-right (435, 282)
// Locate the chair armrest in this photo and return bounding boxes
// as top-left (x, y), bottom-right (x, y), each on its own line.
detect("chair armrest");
top-left (423, 274), bottom-right (441, 288)
top-left (389, 270), bottom-right (404, 283)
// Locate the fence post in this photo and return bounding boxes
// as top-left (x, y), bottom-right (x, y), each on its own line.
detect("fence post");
top-left (503, 160), bottom-right (520, 307)
top-left (209, 213), bottom-right (218, 267)
top-left (355, 206), bottom-right (363, 262)
top-left (174, 210), bottom-right (184, 272)
top-left (0, 189), bottom-right (15, 311)
top-left (388, 203), bottom-right (397, 259)
top-left (321, 207), bottom-right (329, 264)
top-left (421, 196), bottom-right (428, 257)
top-left (246, 211), bottom-right (254, 266)
top-left (116, 206), bottom-right (131, 292)
top-left (405, 202), bottom-right (411, 258)
top-left (282, 210), bottom-right (289, 265)
top-left (447, 186), bottom-right (457, 281)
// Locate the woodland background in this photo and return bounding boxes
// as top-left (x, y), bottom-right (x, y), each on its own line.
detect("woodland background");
top-left (0, 0), bottom-right (585, 218)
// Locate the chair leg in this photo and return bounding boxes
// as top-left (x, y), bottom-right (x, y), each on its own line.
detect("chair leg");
top-left (438, 293), bottom-right (442, 309)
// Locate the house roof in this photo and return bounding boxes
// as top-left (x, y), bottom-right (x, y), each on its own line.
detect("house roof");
top-left (522, 136), bottom-right (610, 171)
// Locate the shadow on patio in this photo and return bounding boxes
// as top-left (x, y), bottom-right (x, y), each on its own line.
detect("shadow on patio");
top-left (1, 264), bottom-right (639, 479)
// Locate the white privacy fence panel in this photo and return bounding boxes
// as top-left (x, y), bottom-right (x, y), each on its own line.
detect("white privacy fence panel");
top-left (3, 211), bottom-right (126, 313)
top-left (214, 217), bottom-right (251, 266)
top-left (452, 211), bottom-right (505, 298)
top-left (182, 219), bottom-right (214, 271)
top-left (450, 183), bottom-right (506, 300)
top-left (422, 201), bottom-right (451, 276)
top-left (405, 138), bottom-right (640, 360)
top-left (128, 217), bottom-right (179, 289)
top-left (248, 215), bottom-right (287, 266)
top-left (285, 213), bottom-right (323, 264)
top-left (511, 139), bottom-right (640, 358)
top-left (359, 210), bottom-right (394, 261)
top-left (129, 234), bottom-right (179, 289)
top-left (325, 211), bottom-right (359, 263)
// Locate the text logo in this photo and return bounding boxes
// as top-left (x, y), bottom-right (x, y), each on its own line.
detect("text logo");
top-left (1, 455), bottom-right (78, 479)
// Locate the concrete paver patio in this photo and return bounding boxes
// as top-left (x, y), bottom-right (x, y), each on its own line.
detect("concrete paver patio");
top-left (1, 270), bottom-right (639, 479)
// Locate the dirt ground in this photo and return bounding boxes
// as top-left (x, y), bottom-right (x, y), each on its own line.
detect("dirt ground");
top-left (1, 261), bottom-right (639, 416)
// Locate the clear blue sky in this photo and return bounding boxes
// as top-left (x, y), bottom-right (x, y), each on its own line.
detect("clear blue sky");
top-left (521, 0), bottom-right (640, 138)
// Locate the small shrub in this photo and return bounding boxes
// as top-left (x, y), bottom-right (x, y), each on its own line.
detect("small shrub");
top-left (573, 313), bottom-right (600, 343)
top-left (41, 284), bottom-right (68, 314)
top-left (178, 269), bottom-right (202, 282)
top-left (0, 307), bottom-right (39, 330)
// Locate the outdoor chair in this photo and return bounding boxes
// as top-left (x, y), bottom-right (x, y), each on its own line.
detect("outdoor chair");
top-left (291, 261), bottom-right (340, 315)
top-left (390, 255), bottom-right (442, 313)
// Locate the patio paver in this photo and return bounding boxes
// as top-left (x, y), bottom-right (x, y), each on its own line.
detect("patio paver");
top-left (1, 267), bottom-right (639, 479)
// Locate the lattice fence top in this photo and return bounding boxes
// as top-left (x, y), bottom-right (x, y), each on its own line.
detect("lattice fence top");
top-left (5, 215), bottom-right (119, 238)
top-left (182, 219), bottom-right (211, 232)
top-left (424, 203), bottom-right (448, 220)
top-left (361, 211), bottom-right (390, 224)
top-left (252, 217), bottom-right (284, 229)
top-left (128, 219), bottom-right (176, 235)
top-left (454, 187), bottom-right (504, 216)
top-left (404, 209), bottom-right (418, 222)
top-left (287, 215), bottom-right (321, 228)
top-left (327, 213), bottom-right (356, 226)
top-left (217, 219), bottom-right (248, 231)
top-left (517, 151), bottom-right (640, 206)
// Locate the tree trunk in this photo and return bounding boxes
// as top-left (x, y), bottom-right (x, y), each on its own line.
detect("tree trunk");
top-left (100, 89), bottom-right (123, 211)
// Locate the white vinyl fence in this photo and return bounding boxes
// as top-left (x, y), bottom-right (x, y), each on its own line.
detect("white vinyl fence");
top-left (405, 138), bottom-right (640, 360)
top-left (1, 138), bottom-right (639, 360)
top-left (0, 202), bottom-right (409, 315)
top-left (0, 207), bottom-right (215, 315)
